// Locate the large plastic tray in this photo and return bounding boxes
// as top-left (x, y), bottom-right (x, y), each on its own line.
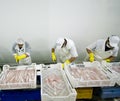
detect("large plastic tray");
top-left (41, 63), bottom-right (76, 101)
top-left (0, 64), bottom-right (36, 90)
top-left (101, 61), bottom-right (120, 85)
top-left (64, 62), bottom-right (115, 88)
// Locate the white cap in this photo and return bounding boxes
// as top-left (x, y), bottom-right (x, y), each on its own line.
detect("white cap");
top-left (109, 35), bottom-right (120, 47)
top-left (56, 38), bottom-right (65, 48)
top-left (16, 38), bottom-right (25, 44)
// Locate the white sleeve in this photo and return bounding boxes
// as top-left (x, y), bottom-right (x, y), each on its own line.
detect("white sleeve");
top-left (12, 43), bottom-right (17, 55)
top-left (86, 41), bottom-right (98, 51)
top-left (53, 42), bottom-right (57, 50)
top-left (25, 42), bottom-right (31, 55)
top-left (69, 42), bottom-right (78, 57)
top-left (112, 47), bottom-right (119, 57)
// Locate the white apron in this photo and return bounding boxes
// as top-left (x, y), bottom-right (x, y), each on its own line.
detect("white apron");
top-left (56, 47), bottom-right (72, 63)
top-left (15, 44), bottom-right (32, 65)
top-left (93, 49), bottom-right (112, 61)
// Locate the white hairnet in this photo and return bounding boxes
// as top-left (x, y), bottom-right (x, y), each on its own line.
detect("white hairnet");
top-left (109, 35), bottom-right (120, 47)
top-left (16, 38), bottom-right (25, 44)
top-left (56, 38), bottom-right (65, 48)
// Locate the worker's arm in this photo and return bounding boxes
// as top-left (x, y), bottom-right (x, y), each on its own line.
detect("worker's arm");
top-left (62, 57), bottom-right (77, 69)
top-left (17, 54), bottom-right (28, 61)
top-left (12, 43), bottom-right (19, 62)
top-left (68, 42), bottom-right (78, 63)
top-left (12, 43), bottom-right (18, 54)
top-left (13, 54), bottom-right (19, 63)
top-left (104, 56), bottom-right (115, 62)
top-left (86, 48), bottom-right (94, 62)
top-left (86, 40), bottom-right (98, 54)
top-left (62, 42), bottom-right (78, 68)
top-left (68, 57), bottom-right (76, 63)
top-left (65, 57), bottom-right (77, 65)
top-left (25, 42), bottom-right (31, 54)
top-left (105, 46), bottom-right (119, 62)
top-left (86, 48), bottom-right (93, 54)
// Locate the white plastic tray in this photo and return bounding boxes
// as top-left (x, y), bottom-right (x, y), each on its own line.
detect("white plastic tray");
top-left (0, 63), bottom-right (36, 90)
top-left (41, 63), bottom-right (76, 101)
top-left (64, 62), bottom-right (115, 88)
top-left (101, 61), bottom-right (120, 85)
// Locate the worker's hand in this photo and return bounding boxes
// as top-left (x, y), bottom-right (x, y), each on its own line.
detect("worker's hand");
top-left (65, 60), bottom-right (71, 64)
top-left (89, 53), bottom-right (94, 62)
top-left (14, 54), bottom-right (19, 63)
top-left (62, 63), bottom-right (64, 69)
top-left (105, 59), bottom-right (111, 62)
top-left (62, 60), bottom-right (71, 69)
top-left (17, 54), bottom-right (27, 61)
top-left (51, 52), bottom-right (56, 62)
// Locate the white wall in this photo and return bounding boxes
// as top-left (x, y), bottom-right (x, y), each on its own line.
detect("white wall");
top-left (0, 0), bottom-right (120, 64)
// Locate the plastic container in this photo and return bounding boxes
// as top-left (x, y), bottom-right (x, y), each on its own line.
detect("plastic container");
top-left (64, 62), bottom-right (115, 88)
top-left (76, 87), bottom-right (93, 99)
top-left (101, 61), bottom-right (120, 85)
top-left (94, 87), bottom-right (120, 99)
top-left (41, 63), bottom-right (77, 101)
top-left (0, 63), bottom-right (36, 90)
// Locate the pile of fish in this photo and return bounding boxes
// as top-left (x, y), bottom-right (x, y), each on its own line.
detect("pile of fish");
top-left (112, 66), bottom-right (120, 73)
top-left (42, 68), bottom-right (69, 96)
top-left (0, 68), bottom-right (35, 89)
top-left (68, 66), bottom-right (108, 80)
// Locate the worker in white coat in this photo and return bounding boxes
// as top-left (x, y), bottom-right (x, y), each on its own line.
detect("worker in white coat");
top-left (86, 35), bottom-right (120, 62)
top-left (12, 38), bottom-right (32, 65)
top-left (51, 38), bottom-right (78, 68)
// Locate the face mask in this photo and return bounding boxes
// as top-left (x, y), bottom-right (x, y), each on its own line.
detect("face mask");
top-left (106, 41), bottom-right (114, 50)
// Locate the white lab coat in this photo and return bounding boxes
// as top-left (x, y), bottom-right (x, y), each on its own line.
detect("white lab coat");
top-left (86, 39), bottom-right (119, 61)
top-left (55, 38), bottom-right (78, 63)
top-left (12, 42), bottom-right (32, 65)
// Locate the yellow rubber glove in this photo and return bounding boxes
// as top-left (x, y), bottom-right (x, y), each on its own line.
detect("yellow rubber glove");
top-left (51, 52), bottom-right (56, 62)
top-left (65, 60), bottom-right (71, 64)
top-left (62, 60), bottom-right (71, 69)
top-left (89, 53), bottom-right (94, 62)
top-left (17, 54), bottom-right (27, 61)
top-left (14, 54), bottom-right (19, 62)
top-left (62, 63), bottom-right (64, 69)
top-left (105, 59), bottom-right (111, 62)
